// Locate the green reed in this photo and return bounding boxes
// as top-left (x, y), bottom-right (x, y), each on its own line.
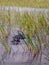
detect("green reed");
top-left (0, 10), bottom-right (49, 60)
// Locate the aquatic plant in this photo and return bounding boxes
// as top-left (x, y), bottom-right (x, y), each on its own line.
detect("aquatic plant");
top-left (14, 11), bottom-right (49, 61)
top-left (0, 10), bottom-right (11, 62)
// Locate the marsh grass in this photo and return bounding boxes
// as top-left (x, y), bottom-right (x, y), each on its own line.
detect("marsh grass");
top-left (0, 10), bottom-right (11, 60)
top-left (14, 11), bottom-right (49, 59)
top-left (0, 10), bottom-right (49, 61)
top-left (0, 0), bottom-right (49, 8)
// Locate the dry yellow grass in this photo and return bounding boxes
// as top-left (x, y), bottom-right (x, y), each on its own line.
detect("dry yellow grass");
top-left (0, 0), bottom-right (49, 8)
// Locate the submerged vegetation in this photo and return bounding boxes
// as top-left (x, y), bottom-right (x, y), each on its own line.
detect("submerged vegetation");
top-left (0, 9), bottom-right (49, 61)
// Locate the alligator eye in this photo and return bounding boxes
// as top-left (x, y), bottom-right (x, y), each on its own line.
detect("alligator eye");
top-left (18, 31), bottom-right (25, 39)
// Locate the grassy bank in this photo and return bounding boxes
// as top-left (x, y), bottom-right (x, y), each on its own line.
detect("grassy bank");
top-left (0, 10), bottom-right (49, 59)
top-left (0, 0), bottom-right (49, 8)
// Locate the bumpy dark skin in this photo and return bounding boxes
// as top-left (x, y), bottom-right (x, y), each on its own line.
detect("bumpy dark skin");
top-left (11, 31), bottom-right (33, 52)
top-left (11, 31), bottom-right (25, 45)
